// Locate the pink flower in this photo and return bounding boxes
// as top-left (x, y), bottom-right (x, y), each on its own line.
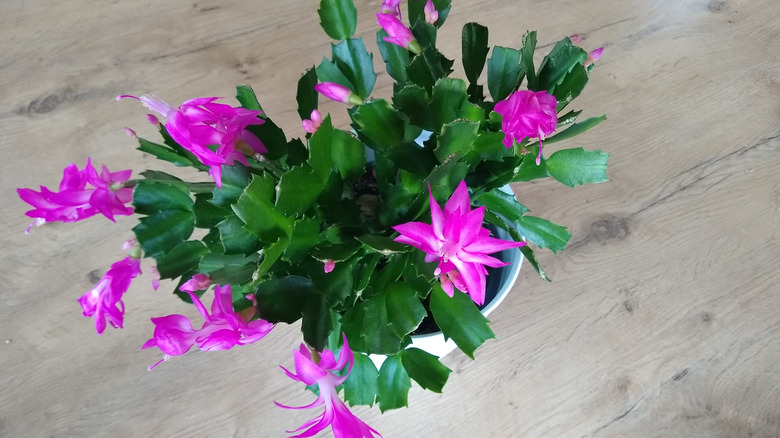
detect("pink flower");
top-left (424, 0), bottom-right (438, 24)
top-left (78, 257), bottom-right (142, 335)
top-left (569, 34), bottom-right (584, 43)
top-left (302, 109), bottom-right (323, 134)
top-left (585, 47), bottom-right (604, 68)
top-left (276, 335), bottom-right (381, 438)
top-left (142, 284), bottom-right (274, 369)
top-left (494, 90), bottom-right (558, 165)
top-left (376, 13), bottom-right (422, 54)
top-left (117, 94), bottom-right (266, 188)
top-left (17, 158), bottom-right (133, 228)
top-left (392, 181), bottom-right (526, 305)
top-left (380, 0), bottom-right (401, 16)
top-left (180, 273), bottom-right (211, 292)
top-left (314, 83), bottom-right (363, 106)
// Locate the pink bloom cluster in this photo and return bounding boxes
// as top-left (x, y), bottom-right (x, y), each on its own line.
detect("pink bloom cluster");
top-left (494, 90), bottom-right (558, 165)
top-left (393, 181), bottom-right (525, 305)
top-left (142, 283), bottom-right (274, 370)
top-left (17, 159), bottom-right (133, 230)
top-left (78, 256), bottom-right (142, 335)
top-left (117, 94), bottom-right (266, 188)
top-left (276, 335), bottom-right (381, 438)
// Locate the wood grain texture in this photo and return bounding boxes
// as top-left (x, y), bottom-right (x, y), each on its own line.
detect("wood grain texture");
top-left (2, 0), bottom-right (779, 437)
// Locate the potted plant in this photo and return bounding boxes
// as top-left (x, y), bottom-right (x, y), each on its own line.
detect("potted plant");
top-left (17, 0), bottom-right (608, 436)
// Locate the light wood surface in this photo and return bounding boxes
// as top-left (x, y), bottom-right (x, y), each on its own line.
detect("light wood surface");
top-left (2, 0), bottom-right (779, 437)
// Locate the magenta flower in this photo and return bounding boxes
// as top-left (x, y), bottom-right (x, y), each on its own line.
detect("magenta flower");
top-left (302, 109), bottom-right (323, 134)
top-left (314, 83), bottom-right (363, 106)
top-left (276, 335), bottom-right (382, 438)
top-left (117, 94), bottom-right (266, 188)
top-left (142, 284), bottom-right (274, 369)
top-left (18, 158), bottom-right (133, 228)
top-left (376, 13), bottom-right (422, 54)
top-left (179, 273), bottom-right (211, 292)
top-left (494, 90), bottom-right (558, 165)
top-left (392, 181), bottom-right (525, 305)
top-left (424, 0), bottom-right (438, 24)
top-left (78, 257), bottom-right (142, 335)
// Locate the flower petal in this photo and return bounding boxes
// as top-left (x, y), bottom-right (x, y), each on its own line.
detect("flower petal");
top-left (451, 258), bottom-right (487, 305)
top-left (392, 222), bottom-right (440, 255)
top-left (293, 349), bottom-right (328, 386)
top-left (444, 180), bottom-right (471, 216)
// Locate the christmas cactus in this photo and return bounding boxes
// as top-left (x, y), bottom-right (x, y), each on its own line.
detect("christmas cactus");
top-left (18, 0), bottom-right (608, 436)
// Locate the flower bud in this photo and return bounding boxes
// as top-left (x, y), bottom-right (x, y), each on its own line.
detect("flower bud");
top-left (314, 83), bottom-right (363, 106)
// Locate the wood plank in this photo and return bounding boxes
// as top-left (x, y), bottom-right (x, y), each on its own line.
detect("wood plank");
top-left (1, 0), bottom-right (778, 436)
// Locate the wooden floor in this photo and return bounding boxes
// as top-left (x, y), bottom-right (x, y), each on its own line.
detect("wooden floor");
top-left (2, 0), bottom-right (779, 437)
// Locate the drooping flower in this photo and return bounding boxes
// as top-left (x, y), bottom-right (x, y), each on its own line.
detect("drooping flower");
top-left (494, 90), bottom-right (558, 165)
top-left (380, 0), bottom-right (401, 17)
top-left (392, 181), bottom-right (526, 305)
top-left (424, 0), bottom-right (438, 24)
top-left (17, 158), bottom-right (133, 228)
top-left (314, 83), bottom-right (363, 106)
top-left (302, 109), bottom-right (323, 134)
top-left (376, 13), bottom-right (422, 54)
top-left (117, 94), bottom-right (266, 188)
top-left (142, 284), bottom-right (274, 369)
top-left (78, 256), bottom-right (142, 335)
top-left (276, 335), bottom-right (382, 438)
top-left (180, 273), bottom-right (211, 293)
